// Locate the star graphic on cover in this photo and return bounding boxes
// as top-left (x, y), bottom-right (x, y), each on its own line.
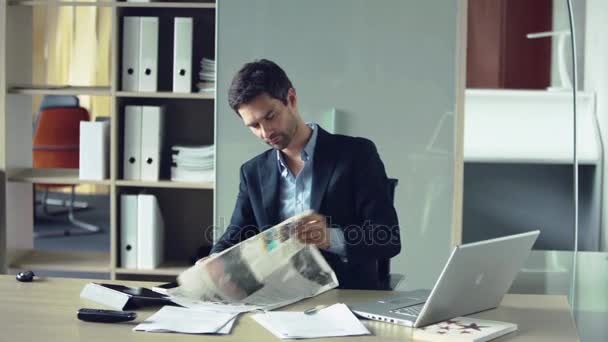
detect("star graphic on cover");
top-left (460, 323), bottom-right (489, 331)
top-left (461, 330), bottom-right (471, 334)
top-left (438, 331), bottom-right (446, 335)
top-left (445, 319), bottom-right (460, 325)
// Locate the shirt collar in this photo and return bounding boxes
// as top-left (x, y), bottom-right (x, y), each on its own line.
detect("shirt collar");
top-left (277, 123), bottom-right (318, 173)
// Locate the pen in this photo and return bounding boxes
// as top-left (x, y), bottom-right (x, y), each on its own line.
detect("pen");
top-left (304, 304), bottom-right (327, 315)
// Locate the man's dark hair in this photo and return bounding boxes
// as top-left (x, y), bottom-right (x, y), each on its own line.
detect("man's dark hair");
top-left (228, 59), bottom-right (294, 114)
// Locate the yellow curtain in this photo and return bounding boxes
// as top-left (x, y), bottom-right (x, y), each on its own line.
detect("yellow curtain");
top-left (33, 1), bottom-right (112, 194)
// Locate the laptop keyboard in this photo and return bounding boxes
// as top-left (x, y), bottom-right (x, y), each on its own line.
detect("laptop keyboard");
top-left (390, 303), bottom-right (424, 317)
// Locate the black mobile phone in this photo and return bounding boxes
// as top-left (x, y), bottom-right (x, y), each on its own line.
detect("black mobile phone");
top-left (77, 308), bottom-right (137, 323)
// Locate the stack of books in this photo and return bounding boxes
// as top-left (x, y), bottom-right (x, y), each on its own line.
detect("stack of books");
top-left (197, 58), bottom-right (216, 93)
top-left (171, 145), bottom-right (214, 182)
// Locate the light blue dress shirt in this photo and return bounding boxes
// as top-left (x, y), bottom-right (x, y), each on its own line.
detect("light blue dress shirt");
top-left (277, 123), bottom-right (346, 257)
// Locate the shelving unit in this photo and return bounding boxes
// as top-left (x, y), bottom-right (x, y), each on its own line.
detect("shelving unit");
top-left (8, 85), bottom-right (112, 96)
top-left (115, 180), bottom-right (213, 189)
top-left (7, 168), bottom-right (111, 185)
top-left (0, 0), bottom-right (216, 280)
top-left (8, 1), bottom-right (216, 9)
top-left (116, 90), bottom-right (214, 99)
top-left (8, 249), bottom-right (111, 273)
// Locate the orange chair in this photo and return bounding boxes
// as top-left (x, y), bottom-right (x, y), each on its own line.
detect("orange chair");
top-left (33, 106), bottom-right (101, 237)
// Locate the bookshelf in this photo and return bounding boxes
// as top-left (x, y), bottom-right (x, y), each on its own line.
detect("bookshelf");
top-left (8, 1), bottom-right (216, 9)
top-left (0, 0), bottom-right (216, 279)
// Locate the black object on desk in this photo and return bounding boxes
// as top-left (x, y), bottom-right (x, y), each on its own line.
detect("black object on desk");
top-left (77, 308), bottom-right (137, 323)
top-left (16, 270), bottom-right (35, 282)
top-left (80, 283), bottom-right (179, 310)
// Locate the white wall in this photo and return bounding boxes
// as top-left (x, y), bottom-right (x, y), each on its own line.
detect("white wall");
top-left (585, 0), bottom-right (608, 251)
top-left (215, 0), bottom-right (464, 290)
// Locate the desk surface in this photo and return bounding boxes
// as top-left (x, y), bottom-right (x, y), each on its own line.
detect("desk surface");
top-left (0, 275), bottom-right (579, 341)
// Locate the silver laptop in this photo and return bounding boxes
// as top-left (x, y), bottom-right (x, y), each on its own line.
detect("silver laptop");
top-left (350, 230), bottom-right (539, 327)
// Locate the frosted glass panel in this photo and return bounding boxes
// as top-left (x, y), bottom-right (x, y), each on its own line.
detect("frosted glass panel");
top-left (216, 0), bottom-right (462, 290)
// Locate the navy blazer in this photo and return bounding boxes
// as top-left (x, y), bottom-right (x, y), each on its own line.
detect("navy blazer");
top-left (211, 126), bottom-right (401, 289)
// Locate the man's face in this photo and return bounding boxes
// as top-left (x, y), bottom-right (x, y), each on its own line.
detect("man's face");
top-left (237, 90), bottom-right (298, 150)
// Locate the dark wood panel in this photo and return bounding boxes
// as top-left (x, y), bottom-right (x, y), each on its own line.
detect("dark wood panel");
top-left (467, 0), bottom-right (552, 89)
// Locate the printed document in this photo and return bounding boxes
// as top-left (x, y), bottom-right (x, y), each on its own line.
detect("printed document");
top-left (252, 303), bottom-right (370, 339)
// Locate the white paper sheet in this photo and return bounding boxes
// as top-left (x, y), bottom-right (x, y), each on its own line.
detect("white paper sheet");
top-left (134, 306), bottom-right (238, 334)
top-left (252, 303), bottom-right (370, 339)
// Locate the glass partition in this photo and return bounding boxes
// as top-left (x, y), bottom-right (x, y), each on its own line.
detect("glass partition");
top-left (465, 1), bottom-right (607, 341)
top-left (215, 0), bottom-right (464, 293)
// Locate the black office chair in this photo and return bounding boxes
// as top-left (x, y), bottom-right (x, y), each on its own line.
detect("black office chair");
top-left (377, 178), bottom-right (403, 290)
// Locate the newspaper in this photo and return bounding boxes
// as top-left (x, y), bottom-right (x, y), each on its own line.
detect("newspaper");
top-left (174, 210), bottom-right (339, 309)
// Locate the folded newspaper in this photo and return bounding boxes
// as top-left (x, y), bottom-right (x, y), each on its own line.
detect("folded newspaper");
top-left (173, 210), bottom-right (339, 310)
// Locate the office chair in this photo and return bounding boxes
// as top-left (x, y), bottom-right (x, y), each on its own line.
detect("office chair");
top-left (34, 95), bottom-right (80, 130)
top-left (377, 177), bottom-right (403, 290)
top-left (33, 105), bottom-right (101, 237)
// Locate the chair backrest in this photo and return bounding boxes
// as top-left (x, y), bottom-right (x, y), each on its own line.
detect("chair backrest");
top-left (378, 178), bottom-right (399, 289)
top-left (39, 95), bottom-right (80, 110)
top-left (33, 107), bottom-right (90, 169)
top-left (34, 95), bottom-right (80, 130)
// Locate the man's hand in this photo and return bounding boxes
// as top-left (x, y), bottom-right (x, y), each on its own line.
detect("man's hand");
top-left (195, 254), bottom-right (216, 265)
top-left (294, 212), bottom-right (330, 250)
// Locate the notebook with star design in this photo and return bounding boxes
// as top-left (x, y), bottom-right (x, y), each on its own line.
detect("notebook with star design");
top-left (413, 317), bottom-right (517, 342)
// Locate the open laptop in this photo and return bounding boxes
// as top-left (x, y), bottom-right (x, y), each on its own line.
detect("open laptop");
top-left (350, 230), bottom-right (539, 327)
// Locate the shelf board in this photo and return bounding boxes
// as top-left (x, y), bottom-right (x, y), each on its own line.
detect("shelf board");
top-left (7, 85), bottom-right (112, 96)
top-left (8, 1), bottom-right (115, 6)
top-left (8, 249), bottom-right (111, 273)
top-left (7, 168), bottom-right (112, 185)
top-left (8, 1), bottom-right (215, 8)
top-left (464, 89), bottom-right (599, 164)
top-left (116, 179), bottom-right (214, 189)
top-left (116, 91), bottom-right (215, 99)
top-left (115, 262), bottom-right (189, 276)
top-left (117, 1), bottom-right (216, 9)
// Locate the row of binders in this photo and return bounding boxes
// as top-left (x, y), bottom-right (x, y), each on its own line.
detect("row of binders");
top-left (120, 194), bottom-right (165, 269)
top-left (122, 16), bottom-right (196, 92)
top-left (123, 105), bottom-right (164, 181)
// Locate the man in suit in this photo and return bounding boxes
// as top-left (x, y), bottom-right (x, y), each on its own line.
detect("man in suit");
top-left (210, 59), bottom-right (401, 289)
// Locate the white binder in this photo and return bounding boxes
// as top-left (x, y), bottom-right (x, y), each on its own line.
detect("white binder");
top-left (120, 195), bottom-right (138, 268)
top-left (138, 17), bottom-right (159, 92)
top-left (172, 17), bottom-right (193, 92)
top-left (123, 105), bottom-right (143, 180)
top-left (121, 17), bottom-right (140, 91)
top-left (137, 194), bottom-right (164, 269)
top-left (140, 106), bottom-right (164, 181)
top-left (79, 121), bottom-right (110, 180)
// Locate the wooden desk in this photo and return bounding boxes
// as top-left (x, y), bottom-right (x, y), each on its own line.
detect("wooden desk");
top-left (0, 275), bottom-right (578, 341)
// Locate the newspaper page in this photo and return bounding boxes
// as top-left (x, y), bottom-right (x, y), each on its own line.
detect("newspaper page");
top-left (174, 210), bottom-right (339, 309)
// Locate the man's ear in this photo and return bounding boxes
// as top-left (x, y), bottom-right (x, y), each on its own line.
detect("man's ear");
top-left (287, 88), bottom-right (297, 109)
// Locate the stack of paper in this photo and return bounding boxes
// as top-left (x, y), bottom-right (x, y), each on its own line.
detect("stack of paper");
top-left (197, 58), bottom-right (215, 93)
top-left (134, 306), bottom-right (238, 335)
top-left (171, 145), bottom-right (214, 182)
top-left (252, 303), bottom-right (370, 339)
